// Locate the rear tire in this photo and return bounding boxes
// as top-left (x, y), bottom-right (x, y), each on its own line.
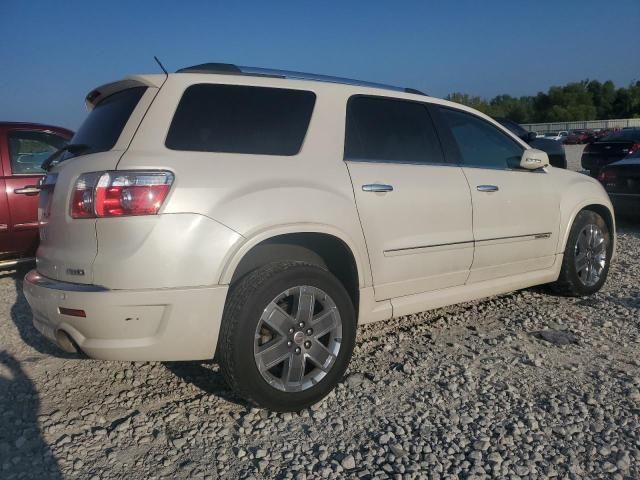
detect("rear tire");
top-left (549, 210), bottom-right (612, 297)
top-left (217, 262), bottom-right (356, 411)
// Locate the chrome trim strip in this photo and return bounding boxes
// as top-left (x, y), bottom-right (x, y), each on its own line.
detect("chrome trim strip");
top-left (384, 240), bottom-right (474, 257)
top-left (25, 270), bottom-right (109, 292)
top-left (14, 222), bottom-right (39, 230)
top-left (0, 258), bottom-right (34, 269)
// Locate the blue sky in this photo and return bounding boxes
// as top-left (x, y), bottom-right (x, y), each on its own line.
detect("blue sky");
top-left (2, 0), bottom-right (639, 130)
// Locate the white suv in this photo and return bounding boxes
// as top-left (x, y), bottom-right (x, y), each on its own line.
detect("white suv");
top-left (25, 63), bottom-right (615, 411)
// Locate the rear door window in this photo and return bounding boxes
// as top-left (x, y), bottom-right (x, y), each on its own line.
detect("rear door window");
top-left (8, 131), bottom-right (68, 174)
top-left (344, 96), bottom-right (444, 164)
top-left (65, 86), bottom-right (147, 159)
top-left (166, 84), bottom-right (316, 156)
top-left (438, 107), bottom-right (524, 169)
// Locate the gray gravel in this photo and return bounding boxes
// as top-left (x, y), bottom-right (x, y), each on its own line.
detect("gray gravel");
top-left (1, 221), bottom-right (639, 479)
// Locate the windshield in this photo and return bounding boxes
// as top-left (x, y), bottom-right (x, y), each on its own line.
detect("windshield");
top-left (63, 86), bottom-right (147, 160)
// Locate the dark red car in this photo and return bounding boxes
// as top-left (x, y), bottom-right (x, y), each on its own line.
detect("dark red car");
top-left (564, 129), bottom-right (595, 144)
top-left (0, 122), bottom-right (72, 268)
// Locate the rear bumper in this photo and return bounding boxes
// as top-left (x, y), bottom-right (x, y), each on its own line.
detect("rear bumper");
top-left (23, 270), bottom-right (228, 361)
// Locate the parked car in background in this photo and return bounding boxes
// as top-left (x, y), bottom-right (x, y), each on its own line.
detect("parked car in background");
top-left (565, 129), bottom-right (595, 145)
top-left (0, 122), bottom-right (72, 268)
top-left (597, 149), bottom-right (640, 215)
top-left (495, 118), bottom-right (567, 168)
top-left (23, 63), bottom-right (614, 410)
top-left (582, 128), bottom-right (640, 177)
top-left (544, 130), bottom-right (569, 142)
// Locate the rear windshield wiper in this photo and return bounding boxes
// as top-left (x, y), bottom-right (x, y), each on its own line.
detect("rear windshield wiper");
top-left (41, 144), bottom-right (90, 171)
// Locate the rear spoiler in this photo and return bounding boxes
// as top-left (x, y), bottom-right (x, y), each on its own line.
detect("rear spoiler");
top-left (84, 74), bottom-right (166, 111)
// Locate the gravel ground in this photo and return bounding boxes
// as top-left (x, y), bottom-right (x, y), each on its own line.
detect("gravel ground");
top-left (1, 159), bottom-right (638, 479)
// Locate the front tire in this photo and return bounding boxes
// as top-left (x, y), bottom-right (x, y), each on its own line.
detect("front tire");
top-left (217, 262), bottom-right (356, 411)
top-left (550, 210), bottom-right (612, 296)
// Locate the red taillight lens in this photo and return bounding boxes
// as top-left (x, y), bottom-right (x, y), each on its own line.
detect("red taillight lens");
top-left (70, 171), bottom-right (174, 218)
top-left (629, 143), bottom-right (640, 154)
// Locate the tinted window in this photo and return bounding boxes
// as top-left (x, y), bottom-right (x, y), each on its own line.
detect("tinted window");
top-left (345, 96), bottom-right (443, 164)
top-left (600, 129), bottom-right (640, 142)
top-left (166, 84), bottom-right (316, 155)
top-left (439, 108), bottom-right (523, 169)
top-left (66, 86), bottom-right (147, 160)
top-left (8, 131), bottom-right (68, 174)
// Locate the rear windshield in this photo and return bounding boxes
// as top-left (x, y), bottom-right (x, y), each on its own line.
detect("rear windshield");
top-left (600, 129), bottom-right (640, 142)
top-left (165, 84), bottom-right (316, 156)
top-left (64, 86), bottom-right (147, 159)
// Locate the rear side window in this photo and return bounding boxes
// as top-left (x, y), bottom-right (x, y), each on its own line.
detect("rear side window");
top-left (166, 84), bottom-right (316, 156)
top-left (345, 96), bottom-right (444, 164)
top-left (8, 131), bottom-right (68, 174)
top-left (438, 107), bottom-right (523, 169)
top-left (67, 87), bottom-right (147, 159)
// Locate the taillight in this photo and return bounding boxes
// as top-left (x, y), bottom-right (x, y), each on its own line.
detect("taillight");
top-left (629, 143), bottom-right (640, 154)
top-left (70, 171), bottom-right (174, 218)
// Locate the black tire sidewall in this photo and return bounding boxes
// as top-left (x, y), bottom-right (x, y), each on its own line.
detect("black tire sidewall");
top-left (225, 264), bottom-right (356, 411)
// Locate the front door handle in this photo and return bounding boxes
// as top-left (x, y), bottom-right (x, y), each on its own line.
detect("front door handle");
top-left (14, 186), bottom-right (41, 195)
top-left (476, 185), bottom-right (499, 192)
top-left (362, 184), bottom-right (394, 193)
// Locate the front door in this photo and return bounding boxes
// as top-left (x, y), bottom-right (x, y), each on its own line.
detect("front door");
top-left (0, 128), bottom-right (68, 258)
top-left (435, 106), bottom-right (560, 283)
top-left (344, 95), bottom-right (474, 300)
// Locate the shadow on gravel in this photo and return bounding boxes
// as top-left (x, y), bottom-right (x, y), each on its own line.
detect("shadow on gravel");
top-left (5, 267), bottom-right (76, 359)
top-left (0, 351), bottom-right (61, 479)
top-left (163, 361), bottom-right (248, 407)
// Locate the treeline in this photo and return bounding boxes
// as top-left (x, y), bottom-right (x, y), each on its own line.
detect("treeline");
top-left (446, 80), bottom-right (640, 124)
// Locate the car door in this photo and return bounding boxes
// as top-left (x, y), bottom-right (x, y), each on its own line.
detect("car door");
top-left (1, 128), bottom-right (68, 258)
top-left (434, 106), bottom-right (560, 283)
top-left (344, 95), bottom-right (474, 300)
top-left (0, 128), bottom-right (12, 259)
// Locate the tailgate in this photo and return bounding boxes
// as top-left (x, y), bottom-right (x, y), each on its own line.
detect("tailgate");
top-left (36, 79), bottom-right (162, 284)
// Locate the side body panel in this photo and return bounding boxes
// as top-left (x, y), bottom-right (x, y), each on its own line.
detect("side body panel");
top-left (117, 75), bottom-right (372, 291)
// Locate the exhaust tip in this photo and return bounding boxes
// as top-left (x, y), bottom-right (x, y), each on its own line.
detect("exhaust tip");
top-left (55, 330), bottom-right (79, 354)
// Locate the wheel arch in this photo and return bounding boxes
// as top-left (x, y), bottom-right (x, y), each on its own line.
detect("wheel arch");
top-left (219, 225), bottom-right (369, 311)
top-left (559, 200), bottom-right (616, 257)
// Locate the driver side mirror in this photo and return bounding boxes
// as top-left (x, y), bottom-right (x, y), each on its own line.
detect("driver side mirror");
top-left (525, 131), bottom-right (537, 142)
top-left (520, 148), bottom-right (549, 170)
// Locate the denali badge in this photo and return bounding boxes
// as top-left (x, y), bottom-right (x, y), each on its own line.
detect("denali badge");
top-left (66, 268), bottom-right (85, 276)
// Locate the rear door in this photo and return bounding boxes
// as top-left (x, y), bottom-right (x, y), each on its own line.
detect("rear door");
top-left (0, 127), bottom-right (11, 258)
top-left (345, 96), bottom-right (474, 300)
top-left (435, 106), bottom-right (560, 283)
top-left (1, 128), bottom-right (69, 258)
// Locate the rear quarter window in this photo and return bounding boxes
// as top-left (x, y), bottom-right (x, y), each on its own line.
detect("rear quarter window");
top-left (165, 84), bottom-right (316, 156)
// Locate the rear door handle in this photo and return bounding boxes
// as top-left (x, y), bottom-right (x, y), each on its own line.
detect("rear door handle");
top-left (14, 186), bottom-right (41, 195)
top-left (476, 185), bottom-right (499, 192)
top-left (362, 184), bottom-right (394, 193)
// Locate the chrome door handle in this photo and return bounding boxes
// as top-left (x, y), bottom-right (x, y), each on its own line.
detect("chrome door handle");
top-left (362, 184), bottom-right (394, 193)
top-left (14, 186), bottom-right (41, 195)
top-left (476, 185), bottom-right (499, 192)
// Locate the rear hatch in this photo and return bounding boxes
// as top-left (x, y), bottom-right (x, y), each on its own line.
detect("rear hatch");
top-left (37, 77), bottom-right (163, 284)
top-left (600, 159), bottom-right (640, 195)
top-left (582, 130), bottom-right (640, 172)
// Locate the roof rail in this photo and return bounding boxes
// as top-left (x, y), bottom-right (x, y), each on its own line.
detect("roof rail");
top-left (176, 63), bottom-right (427, 96)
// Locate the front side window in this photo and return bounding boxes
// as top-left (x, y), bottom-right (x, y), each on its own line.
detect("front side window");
top-left (8, 131), bottom-right (68, 174)
top-left (439, 107), bottom-right (523, 169)
top-left (345, 96), bottom-right (444, 164)
top-left (166, 84), bottom-right (316, 156)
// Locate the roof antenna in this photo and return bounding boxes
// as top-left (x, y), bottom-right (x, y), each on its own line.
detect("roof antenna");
top-left (154, 56), bottom-right (168, 77)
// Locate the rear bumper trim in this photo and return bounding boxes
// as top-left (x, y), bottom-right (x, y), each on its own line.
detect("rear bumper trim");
top-left (25, 270), bottom-right (109, 292)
